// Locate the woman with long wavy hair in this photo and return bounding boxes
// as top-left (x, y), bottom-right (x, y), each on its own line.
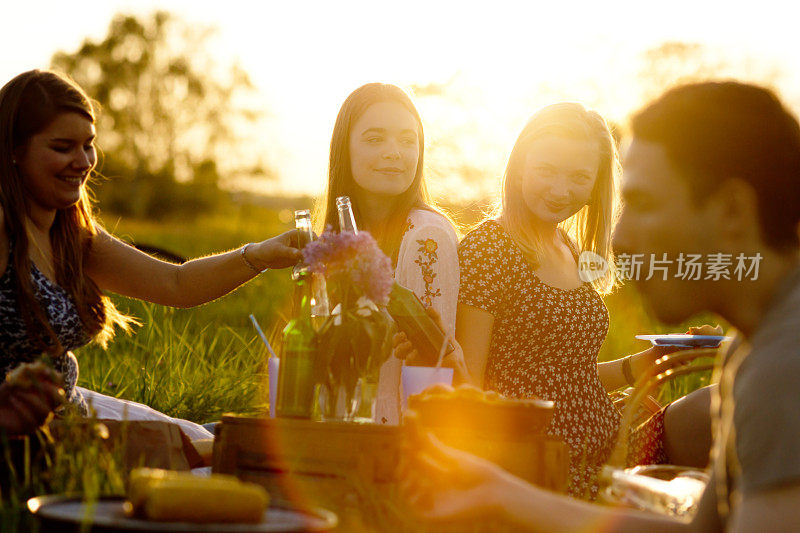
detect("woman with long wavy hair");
top-left (0, 70), bottom-right (300, 439)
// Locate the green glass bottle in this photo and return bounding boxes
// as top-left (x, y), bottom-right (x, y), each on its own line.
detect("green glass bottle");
top-left (275, 280), bottom-right (317, 418)
top-left (387, 282), bottom-right (454, 366)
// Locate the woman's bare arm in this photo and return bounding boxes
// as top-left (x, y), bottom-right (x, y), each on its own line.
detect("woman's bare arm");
top-left (86, 227), bottom-right (300, 308)
top-left (455, 303), bottom-right (494, 388)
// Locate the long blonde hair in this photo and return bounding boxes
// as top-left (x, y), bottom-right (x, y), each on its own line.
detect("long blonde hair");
top-left (497, 102), bottom-right (620, 293)
top-left (0, 69), bottom-right (135, 352)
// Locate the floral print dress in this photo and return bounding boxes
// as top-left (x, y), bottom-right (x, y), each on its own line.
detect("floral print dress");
top-left (459, 220), bottom-right (620, 499)
top-left (375, 208), bottom-right (459, 425)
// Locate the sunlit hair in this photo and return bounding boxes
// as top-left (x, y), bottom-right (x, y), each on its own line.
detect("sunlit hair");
top-left (0, 69), bottom-right (135, 353)
top-left (632, 81), bottom-right (800, 250)
top-left (496, 102), bottom-right (620, 294)
top-left (315, 83), bottom-right (455, 265)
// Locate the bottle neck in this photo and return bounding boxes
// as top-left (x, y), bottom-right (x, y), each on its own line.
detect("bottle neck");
top-left (338, 208), bottom-right (358, 233)
top-left (336, 197), bottom-right (358, 233)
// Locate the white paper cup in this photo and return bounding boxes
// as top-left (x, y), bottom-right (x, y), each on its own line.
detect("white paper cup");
top-left (401, 366), bottom-right (454, 411)
top-left (268, 357), bottom-right (279, 417)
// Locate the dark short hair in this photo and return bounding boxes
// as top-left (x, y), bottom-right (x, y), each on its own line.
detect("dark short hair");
top-left (631, 81), bottom-right (800, 250)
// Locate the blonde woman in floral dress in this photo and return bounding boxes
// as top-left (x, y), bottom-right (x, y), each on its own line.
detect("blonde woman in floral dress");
top-left (456, 104), bottom-right (670, 498)
top-left (316, 83), bottom-right (461, 425)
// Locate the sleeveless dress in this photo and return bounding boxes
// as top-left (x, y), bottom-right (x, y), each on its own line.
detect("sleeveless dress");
top-left (459, 220), bottom-right (620, 499)
top-left (0, 246), bottom-right (89, 413)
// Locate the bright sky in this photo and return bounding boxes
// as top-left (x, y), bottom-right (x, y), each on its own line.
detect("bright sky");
top-left (5, 0), bottom-right (800, 200)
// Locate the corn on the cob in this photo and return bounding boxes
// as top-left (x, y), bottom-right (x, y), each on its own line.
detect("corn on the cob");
top-left (127, 468), bottom-right (168, 513)
top-left (127, 468), bottom-right (269, 523)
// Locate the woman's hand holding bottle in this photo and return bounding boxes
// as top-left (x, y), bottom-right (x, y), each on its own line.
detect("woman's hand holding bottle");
top-left (244, 230), bottom-right (303, 272)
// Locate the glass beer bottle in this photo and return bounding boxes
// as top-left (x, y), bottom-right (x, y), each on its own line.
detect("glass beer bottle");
top-left (336, 196), bottom-right (358, 234)
top-left (293, 209), bottom-right (330, 324)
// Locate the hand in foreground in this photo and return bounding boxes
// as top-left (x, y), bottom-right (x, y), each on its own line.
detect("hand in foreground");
top-left (249, 229), bottom-right (303, 270)
top-left (392, 306), bottom-right (471, 384)
top-left (0, 363), bottom-right (65, 436)
top-left (399, 412), bottom-right (510, 522)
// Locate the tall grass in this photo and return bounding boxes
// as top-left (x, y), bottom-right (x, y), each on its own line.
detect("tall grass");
top-left (75, 207), bottom-right (298, 423)
top-left (1, 416), bottom-right (128, 532)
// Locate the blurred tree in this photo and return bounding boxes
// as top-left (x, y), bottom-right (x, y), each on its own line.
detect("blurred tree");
top-left (637, 42), bottom-right (726, 103)
top-left (51, 11), bottom-right (272, 218)
top-left (637, 41), bottom-right (787, 113)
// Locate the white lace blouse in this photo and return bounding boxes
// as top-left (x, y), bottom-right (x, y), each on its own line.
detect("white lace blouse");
top-left (374, 208), bottom-right (459, 425)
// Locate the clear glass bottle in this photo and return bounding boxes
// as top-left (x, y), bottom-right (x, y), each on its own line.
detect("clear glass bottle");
top-left (295, 209), bottom-right (314, 249)
top-left (335, 196), bottom-right (358, 234)
top-left (293, 209), bottom-right (330, 326)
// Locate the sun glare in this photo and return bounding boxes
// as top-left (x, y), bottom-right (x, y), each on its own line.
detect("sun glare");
top-left (6, 0), bottom-right (799, 202)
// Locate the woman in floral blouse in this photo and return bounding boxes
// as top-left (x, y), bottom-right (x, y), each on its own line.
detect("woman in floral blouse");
top-left (315, 83), bottom-right (461, 425)
top-left (456, 103), bottom-right (671, 498)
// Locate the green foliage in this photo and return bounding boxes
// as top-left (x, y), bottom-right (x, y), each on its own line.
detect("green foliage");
top-left (50, 11), bottom-right (271, 219)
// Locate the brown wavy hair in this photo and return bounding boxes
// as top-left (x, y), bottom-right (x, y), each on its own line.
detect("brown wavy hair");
top-left (0, 69), bottom-right (134, 353)
top-left (315, 83), bottom-right (455, 265)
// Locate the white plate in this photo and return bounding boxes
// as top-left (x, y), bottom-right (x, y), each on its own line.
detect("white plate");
top-left (635, 334), bottom-right (729, 348)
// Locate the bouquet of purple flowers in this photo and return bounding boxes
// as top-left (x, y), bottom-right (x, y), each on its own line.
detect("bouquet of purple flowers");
top-left (303, 229), bottom-right (393, 309)
top-left (302, 229), bottom-right (395, 420)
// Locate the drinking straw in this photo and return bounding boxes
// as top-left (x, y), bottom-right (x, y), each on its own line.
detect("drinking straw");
top-left (249, 314), bottom-right (279, 360)
top-left (435, 331), bottom-right (453, 369)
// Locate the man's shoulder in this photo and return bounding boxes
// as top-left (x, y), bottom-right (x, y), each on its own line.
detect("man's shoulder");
top-left (737, 272), bottom-right (800, 384)
top-left (731, 268), bottom-right (800, 494)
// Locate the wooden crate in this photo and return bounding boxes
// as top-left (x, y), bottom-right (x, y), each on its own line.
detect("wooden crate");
top-left (213, 416), bottom-right (402, 485)
top-left (430, 428), bottom-right (569, 493)
top-left (213, 416), bottom-right (408, 531)
top-left (213, 416), bottom-right (569, 531)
